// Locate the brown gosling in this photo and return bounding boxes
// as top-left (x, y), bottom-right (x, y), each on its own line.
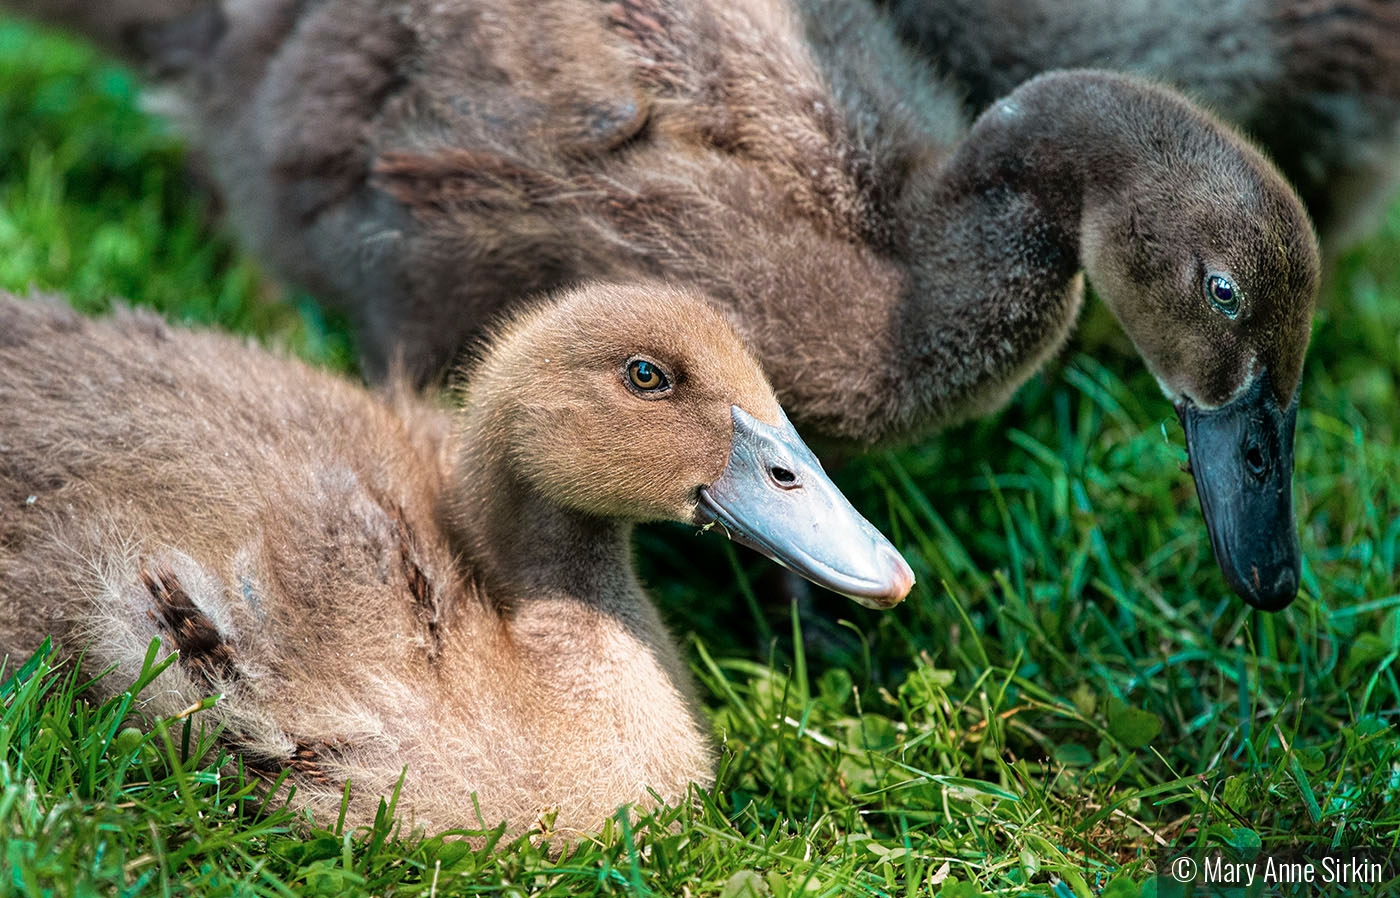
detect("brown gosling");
top-left (0, 285), bottom-right (912, 838)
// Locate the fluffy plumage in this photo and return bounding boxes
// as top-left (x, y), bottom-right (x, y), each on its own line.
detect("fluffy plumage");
top-left (0, 283), bottom-right (796, 838)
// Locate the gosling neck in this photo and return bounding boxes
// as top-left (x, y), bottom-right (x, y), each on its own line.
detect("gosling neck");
top-left (888, 72), bottom-right (1157, 435)
top-left (442, 391), bottom-right (709, 768)
top-left (447, 405), bottom-right (637, 611)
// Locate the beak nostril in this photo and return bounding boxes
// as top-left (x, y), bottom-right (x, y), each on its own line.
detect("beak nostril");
top-left (1245, 445), bottom-right (1267, 478)
top-left (770, 466), bottom-right (797, 486)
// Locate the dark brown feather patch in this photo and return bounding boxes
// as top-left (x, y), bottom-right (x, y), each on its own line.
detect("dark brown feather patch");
top-left (141, 562), bottom-right (237, 686)
top-left (239, 737), bottom-right (351, 787)
top-left (286, 738), bottom-right (351, 786)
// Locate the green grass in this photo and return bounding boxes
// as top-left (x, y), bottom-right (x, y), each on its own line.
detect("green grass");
top-left (2, 17), bottom-right (1398, 898)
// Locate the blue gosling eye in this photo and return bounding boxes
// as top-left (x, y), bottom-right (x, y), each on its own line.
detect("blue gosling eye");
top-left (627, 358), bottom-right (670, 392)
top-left (1205, 272), bottom-right (1241, 317)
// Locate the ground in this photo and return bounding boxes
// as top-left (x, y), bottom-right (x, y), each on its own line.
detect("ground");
top-left (1, 17), bottom-right (1397, 898)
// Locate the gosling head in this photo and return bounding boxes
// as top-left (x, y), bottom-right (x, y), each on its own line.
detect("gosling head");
top-left (1078, 79), bottom-right (1320, 610)
top-left (470, 281), bottom-right (915, 608)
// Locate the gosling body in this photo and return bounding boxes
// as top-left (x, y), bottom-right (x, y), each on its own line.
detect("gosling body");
top-left (0, 286), bottom-right (908, 836)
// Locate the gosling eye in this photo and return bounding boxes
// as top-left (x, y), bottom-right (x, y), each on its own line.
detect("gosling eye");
top-left (625, 357), bottom-right (672, 396)
top-left (1204, 272), bottom-right (1241, 318)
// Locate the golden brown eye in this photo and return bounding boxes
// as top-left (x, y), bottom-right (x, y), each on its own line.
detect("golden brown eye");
top-left (626, 358), bottom-right (670, 393)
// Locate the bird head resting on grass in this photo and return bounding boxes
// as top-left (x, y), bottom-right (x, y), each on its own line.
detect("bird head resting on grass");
top-left (0, 284), bottom-right (910, 838)
top-left (0, 0), bottom-right (1320, 607)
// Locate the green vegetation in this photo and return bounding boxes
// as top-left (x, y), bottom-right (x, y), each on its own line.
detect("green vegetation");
top-left (2, 17), bottom-right (1397, 897)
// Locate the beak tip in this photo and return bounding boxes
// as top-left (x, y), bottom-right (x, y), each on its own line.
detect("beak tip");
top-left (889, 553), bottom-right (916, 603)
top-left (854, 545), bottom-right (915, 609)
top-left (1232, 562), bottom-right (1300, 612)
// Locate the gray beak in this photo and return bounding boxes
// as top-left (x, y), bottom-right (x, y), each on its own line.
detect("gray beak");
top-left (696, 406), bottom-right (915, 609)
top-left (1177, 371), bottom-right (1301, 611)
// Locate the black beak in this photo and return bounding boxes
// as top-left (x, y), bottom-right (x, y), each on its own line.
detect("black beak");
top-left (696, 406), bottom-right (914, 609)
top-left (1177, 371), bottom-right (1301, 611)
